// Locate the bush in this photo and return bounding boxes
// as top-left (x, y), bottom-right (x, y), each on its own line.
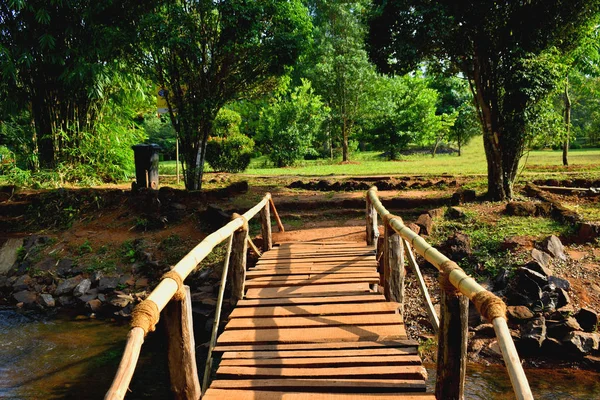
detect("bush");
top-left (206, 134), bottom-right (255, 173)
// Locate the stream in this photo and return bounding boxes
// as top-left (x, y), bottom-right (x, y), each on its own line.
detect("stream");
top-left (1, 309), bottom-right (599, 399)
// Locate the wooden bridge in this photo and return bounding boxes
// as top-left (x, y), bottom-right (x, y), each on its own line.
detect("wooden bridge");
top-left (105, 189), bottom-right (533, 400)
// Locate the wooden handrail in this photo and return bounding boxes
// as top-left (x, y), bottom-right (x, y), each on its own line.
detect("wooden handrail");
top-left (105, 193), bottom-right (275, 400)
top-left (366, 186), bottom-right (533, 400)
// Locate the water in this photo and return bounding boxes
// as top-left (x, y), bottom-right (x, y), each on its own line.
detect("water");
top-left (1, 309), bottom-right (599, 399)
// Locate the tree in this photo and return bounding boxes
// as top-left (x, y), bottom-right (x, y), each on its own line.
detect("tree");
top-left (139, 0), bottom-right (312, 190)
top-left (369, 1), bottom-right (600, 200)
top-left (257, 79), bottom-right (329, 167)
top-left (205, 109), bottom-right (254, 173)
top-left (306, 0), bottom-right (376, 161)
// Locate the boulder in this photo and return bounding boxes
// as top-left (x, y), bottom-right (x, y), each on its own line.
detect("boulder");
top-left (13, 275), bottom-right (32, 291)
top-left (98, 277), bottom-right (119, 292)
top-left (546, 317), bottom-right (582, 340)
top-left (507, 306), bottom-right (534, 321)
top-left (524, 260), bottom-right (551, 278)
top-left (451, 188), bottom-right (476, 205)
top-left (427, 208), bottom-right (445, 219)
top-left (58, 295), bottom-right (74, 307)
top-left (38, 293), bottom-right (55, 308)
top-left (538, 235), bottom-right (567, 261)
top-left (73, 279), bottom-right (91, 297)
top-left (86, 299), bottom-right (103, 313)
top-left (575, 308), bottom-right (599, 332)
top-left (539, 290), bottom-right (559, 313)
top-left (56, 259), bottom-right (75, 278)
top-left (540, 337), bottom-right (563, 357)
top-left (447, 206), bottom-right (466, 219)
top-left (505, 201), bottom-right (536, 216)
top-left (441, 232), bottom-right (472, 262)
top-left (548, 276), bottom-right (571, 291)
top-left (54, 275), bottom-right (83, 296)
top-left (472, 323), bottom-right (496, 337)
top-left (535, 202), bottom-right (553, 217)
top-left (13, 290), bottom-right (37, 305)
top-left (556, 288), bottom-right (571, 309)
top-left (407, 223), bottom-right (420, 235)
top-left (90, 271), bottom-right (104, 286)
top-left (520, 316), bottom-right (546, 349)
top-left (501, 236), bottom-right (533, 251)
top-left (516, 267), bottom-right (548, 288)
top-left (578, 222), bottom-right (600, 242)
top-left (563, 332), bottom-right (600, 355)
top-left (493, 268), bottom-right (511, 292)
top-left (415, 213), bottom-right (433, 235)
top-left (202, 205), bottom-right (231, 231)
top-left (531, 248), bottom-right (552, 269)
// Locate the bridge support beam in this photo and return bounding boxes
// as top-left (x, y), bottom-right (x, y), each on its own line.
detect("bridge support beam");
top-left (260, 200), bottom-right (272, 252)
top-left (163, 285), bottom-right (201, 400)
top-left (230, 219), bottom-right (249, 305)
top-left (435, 290), bottom-right (468, 400)
top-left (383, 223), bottom-right (405, 307)
top-left (366, 197), bottom-right (379, 248)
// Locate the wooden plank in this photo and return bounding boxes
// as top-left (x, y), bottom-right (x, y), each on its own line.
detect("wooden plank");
top-left (257, 256), bottom-right (376, 265)
top-left (229, 302), bottom-right (401, 318)
top-left (203, 390), bottom-right (435, 399)
top-left (236, 294), bottom-right (386, 307)
top-left (251, 262), bottom-right (376, 270)
top-left (209, 378), bottom-right (426, 391)
top-left (244, 283), bottom-right (371, 299)
top-left (215, 365), bottom-right (426, 379)
top-left (213, 340), bottom-right (419, 353)
top-left (216, 324), bottom-right (407, 344)
top-left (260, 252), bottom-right (375, 260)
top-left (263, 249), bottom-right (374, 256)
top-left (219, 355), bottom-right (422, 367)
top-left (247, 272), bottom-right (379, 281)
top-left (246, 267), bottom-right (376, 277)
top-left (221, 347), bottom-right (418, 359)
top-left (225, 314), bottom-right (403, 330)
top-left (244, 276), bottom-right (379, 289)
top-left (203, 390), bottom-right (435, 400)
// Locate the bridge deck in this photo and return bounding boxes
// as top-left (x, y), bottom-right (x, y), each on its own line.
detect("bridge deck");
top-left (204, 241), bottom-right (434, 399)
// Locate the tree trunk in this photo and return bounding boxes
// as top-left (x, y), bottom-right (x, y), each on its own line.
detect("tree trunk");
top-left (563, 77), bottom-right (571, 166)
top-left (342, 118), bottom-right (349, 162)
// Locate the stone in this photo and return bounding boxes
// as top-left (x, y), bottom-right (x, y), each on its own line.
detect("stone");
top-left (58, 295), bottom-right (74, 307)
top-left (56, 259), bottom-right (75, 278)
top-left (575, 308), bottom-right (599, 332)
top-left (54, 275), bottom-right (83, 296)
top-left (539, 290), bottom-right (559, 313)
top-left (524, 261), bottom-right (551, 278)
top-left (13, 275), bottom-right (32, 291)
top-left (506, 201), bottom-right (536, 216)
top-left (447, 206), bottom-right (466, 219)
top-left (520, 316), bottom-right (546, 349)
top-left (578, 222), bottom-right (600, 243)
top-left (38, 293), bottom-right (55, 308)
top-left (202, 205), bottom-right (231, 231)
top-left (493, 268), bottom-right (511, 292)
top-left (79, 292), bottom-right (98, 303)
top-left (109, 295), bottom-right (131, 309)
top-left (535, 202), bottom-right (553, 217)
top-left (517, 267), bottom-right (548, 288)
top-left (556, 288), bottom-right (571, 309)
top-left (441, 232), bottom-right (472, 262)
top-left (531, 248), bottom-right (552, 269)
top-left (427, 208), bottom-right (445, 219)
top-left (563, 332), bottom-right (600, 355)
top-left (407, 223), bottom-right (420, 235)
top-left (507, 306), bottom-right (534, 321)
top-left (472, 323), bottom-right (496, 337)
top-left (98, 293), bottom-right (106, 302)
top-left (135, 277), bottom-right (149, 288)
top-left (540, 337), bottom-right (563, 356)
top-left (415, 213), bottom-right (433, 235)
top-left (538, 235), bottom-right (567, 261)
top-left (13, 290), bottom-right (37, 305)
top-left (73, 279), bottom-right (91, 297)
top-left (548, 276), bottom-right (571, 291)
top-left (501, 236), bottom-right (533, 251)
top-left (90, 271), bottom-right (104, 286)
top-left (546, 317), bottom-right (582, 340)
top-left (86, 299), bottom-right (103, 313)
top-left (98, 277), bottom-right (119, 292)
top-left (486, 341), bottom-right (503, 357)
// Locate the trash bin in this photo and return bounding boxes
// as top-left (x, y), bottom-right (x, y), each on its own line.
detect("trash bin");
top-left (132, 143), bottom-right (161, 190)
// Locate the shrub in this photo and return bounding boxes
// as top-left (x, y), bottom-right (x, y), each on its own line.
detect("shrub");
top-left (206, 133), bottom-right (255, 173)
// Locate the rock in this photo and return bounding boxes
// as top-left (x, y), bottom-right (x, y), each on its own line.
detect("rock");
top-left (507, 306), bottom-right (534, 321)
top-left (516, 267), bottom-right (548, 288)
top-left (109, 295), bottom-right (131, 309)
top-left (90, 271), bottom-right (104, 286)
top-left (493, 268), bottom-right (510, 292)
top-left (13, 275), bottom-right (32, 291)
top-left (135, 277), bottom-right (149, 288)
top-left (427, 208), bottom-right (445, 219)
top-left (38, 293), bottom-right (55, 308)
top-left (501, 236), bottom-right (533, 251)
top-left (86, 299), bottom-right (103, 313)
top-left (202, 205), bottom-right (231, 230)
top-left (575, 308), bottom-right (599, 332)
top-left (578, 222), bottom-right (600, 243)
top-left (538, 235), bottom-right (567, 261)
top-left (556, 288), bottom-right (570, 308)
top-left (407, 223), bottom-right (420, 235)
top-left (472, 323), bottom-right (496, 337)
top-left (440, 232), bottom-right (472, 262)
top-left (73, 279), bottom-right (91, 297)
top-left (506, 201), bottom-right (536, 216)
top-left (486, 341), bottom-right (503, 357)
top-left (79, 292), bottom-right (98, 303)
top-left (98, 293), bottom-right (106, 302)
top-left (546, 317), bottom-right (582, 340)
top-left (563, 332), bottom-right (600, 355)
top-left (447, 206), bottom-right (466, 219)
top-left (539, 290), bottom-right (559, 313)
top-left (13, 290), bottom-right (37, 305)
top-left (58, 295), bottom-right (74, 307)
top-left (54, 275), bottom-right (83, 296)
top-left (548, 276), bottom-right (571, 291)
top-left (415, 213), bottom-right (433, 235)
top-left (520, 316), bottom-right (546, 349)
top-left (98, 277), bottom-right (119, 292)
top-left (531, 248), bottom-right (552, 269)
top-left (540, 337), bottom-right (563, 356)
top-left (56, 259), bottom-right (75, 278)
top-left (535, 202), bottom-right (553, 217)
top-left (524, 260), bottom-right (551, 278)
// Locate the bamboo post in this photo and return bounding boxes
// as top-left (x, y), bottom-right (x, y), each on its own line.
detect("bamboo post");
top-left (269, 196), bottom-right (285, 232)
top-left (104, 328), bottom-right (145, 400)
top-left (366, 196), bottom-right (379, 248)
top-left (383, 222), bottom-right (391, 299)
top-left (260, 196), bottom-right (272, 252)
top-left (435, 289), bottom-right (469, 400)
top-left (230, 215), bottom-right (249, 305)
top-left (403, 239), bottom-right (439, 333)
top-left (247, 236), bottom-right (262, 257)
top-left (163, 285), bottom-right (201, 400)
top-left (202, 234), bottom-right (234, 394)
top-left (387, 227), bottom-right (405, 307)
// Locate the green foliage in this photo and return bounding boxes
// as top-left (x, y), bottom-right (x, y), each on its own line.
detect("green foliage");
top-left (143, 114), bottom-right (178, 160)
top-left (206, 109), bottom-right (255, 173)
top-left (78, 240), bottom-right (93, 256)
top-left (257, 80), bottom-right (329, 167)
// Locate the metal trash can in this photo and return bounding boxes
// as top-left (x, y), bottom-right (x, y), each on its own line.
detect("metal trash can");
top-left (131, 143), bottom-right (161, 190)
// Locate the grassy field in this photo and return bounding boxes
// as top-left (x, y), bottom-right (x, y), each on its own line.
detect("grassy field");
top-left (160, 138), bottom-right (600, 177)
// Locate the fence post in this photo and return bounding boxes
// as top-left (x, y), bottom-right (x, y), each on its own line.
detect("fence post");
top-left (260, 197), bottom-right (272, 252)
top-left (163, 285), bottom-right (201, 400)
top-left (366, 197), bottom-right (379, 248)
top-left (230, 214), bottom-right (248, 306)
top-left (383, 222), bottom-right (405, 307)
top-left (435, 289), bottom-right (469, 400)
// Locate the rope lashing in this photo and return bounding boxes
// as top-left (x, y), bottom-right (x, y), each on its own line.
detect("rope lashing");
top-left (231, 212), bottom-right (249, 231)
top-left (130, 299), bottom-right (160, 336)
top-left (438, 260), bottom-right (462, 295)
top-left (162, 270), bottom-right (185, 301)
top-left (382, 213), bottom-right (403, 227)
top-left (472, 290), bottom-right (507, 322)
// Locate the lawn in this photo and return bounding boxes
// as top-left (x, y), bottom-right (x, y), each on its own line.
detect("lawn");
top-left (160, 138), bottom-right (600, 177)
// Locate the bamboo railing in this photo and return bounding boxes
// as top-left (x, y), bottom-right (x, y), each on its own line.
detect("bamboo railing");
top-left (105, 193), bottom-right (283, 400)
top-left (366, 186), bottom-right (533, 400)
